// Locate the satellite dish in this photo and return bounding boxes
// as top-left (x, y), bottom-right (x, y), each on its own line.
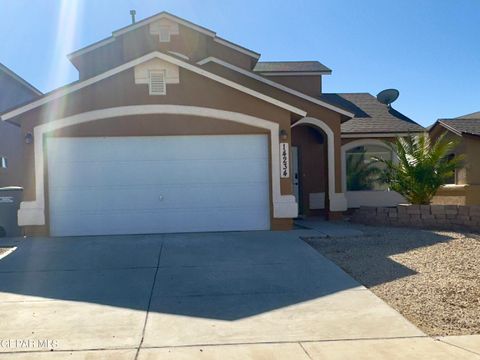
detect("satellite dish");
top-left (377, 89), bottom-right (399, 107)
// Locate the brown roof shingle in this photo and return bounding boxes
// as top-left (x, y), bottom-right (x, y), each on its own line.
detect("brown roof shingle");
top-left (437, 118), bottom-right (480, 136)
top-left (320, 93), bottom-right (424, 134)
top-left (253, 61), bottom-right (331, 74)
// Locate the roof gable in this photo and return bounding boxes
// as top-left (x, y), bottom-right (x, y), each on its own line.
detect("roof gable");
top-left (68, 12), bottom-right (260, 61)
top-left (1, 51), bottom-right (306, 121)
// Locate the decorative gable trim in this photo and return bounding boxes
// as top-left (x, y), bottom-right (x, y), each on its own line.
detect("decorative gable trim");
top-left (134, 58), bottom-right (180, 91)
top-left (68, 12), bottom-right (260, 61)
top-left (149, 18), bottom-right (179, 43)
top-left (1, 51), bottom-right (306, 121)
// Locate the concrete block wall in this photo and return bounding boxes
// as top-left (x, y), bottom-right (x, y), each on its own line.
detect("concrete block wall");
top-left (351, 204), bottom-right (480, 231)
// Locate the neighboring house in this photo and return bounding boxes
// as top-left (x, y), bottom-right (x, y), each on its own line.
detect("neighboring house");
top-left (0, 63), bottom-right (42, 187)
top-left (429, 111), bottom-right (480, 205)
top-left (0, 11), bottom-right (423, 237)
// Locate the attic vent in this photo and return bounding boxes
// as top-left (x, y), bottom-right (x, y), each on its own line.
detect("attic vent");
top-left (148, 71), bottom-right (166, 95)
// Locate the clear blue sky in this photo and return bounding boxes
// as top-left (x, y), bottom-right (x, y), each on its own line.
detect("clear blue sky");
top-left (1, 0), bottom-right (479, 126)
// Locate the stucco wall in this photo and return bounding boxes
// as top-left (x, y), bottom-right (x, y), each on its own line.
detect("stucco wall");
top-left (262, 75), bottom-right (321, 97)
top-left (14, 66), bottom-right (297, 235)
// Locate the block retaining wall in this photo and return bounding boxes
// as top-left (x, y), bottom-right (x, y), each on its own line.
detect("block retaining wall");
top-left (351, 204), bottom-right (480, 231)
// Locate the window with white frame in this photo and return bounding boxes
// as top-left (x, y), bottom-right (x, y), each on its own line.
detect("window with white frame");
top-left (148, 70), bottom-right (166, 95)
top-left (346, 145), bottom-right (392, 191)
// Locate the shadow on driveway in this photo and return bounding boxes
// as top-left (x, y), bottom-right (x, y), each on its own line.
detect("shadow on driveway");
top-left (0, 229), bottom-right (454, 321)
top-left (0, 231), bottom-right (363, 320)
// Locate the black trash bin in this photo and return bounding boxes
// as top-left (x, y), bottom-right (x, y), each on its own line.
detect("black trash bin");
top-left (0, 187), bottom-right (22, 237)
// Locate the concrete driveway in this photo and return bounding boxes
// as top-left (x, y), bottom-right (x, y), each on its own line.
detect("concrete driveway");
top-left (0, 230), bottom-right (477, 359)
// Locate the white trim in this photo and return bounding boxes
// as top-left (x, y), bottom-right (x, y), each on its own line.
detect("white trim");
top-left (341, 132), bottom-right (422, 138)
top-left (213, 37), bottom-right (261, 59)
top-left (292, 117), bottom-right (347, 212)
top-left (259, 72), bottom-right (330, 76)
top-left (197, 57), bottom-right (355, 118)
top-left (2, 51), bottom-right (306, 121)
top-left (441, 184), bottom-right (467, 189)
top-left (0, 247), bottom-right (16, 261)
top-left (18, 105), bottom-right (298, 226)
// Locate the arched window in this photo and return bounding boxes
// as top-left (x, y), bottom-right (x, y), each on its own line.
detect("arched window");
top-left (346, 144), bottom-right (392, 191)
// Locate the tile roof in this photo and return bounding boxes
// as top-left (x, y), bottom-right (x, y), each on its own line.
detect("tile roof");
top-left (253, 61), bottom-right (331, 74)
top-left (319, 93), bottom-right (424, 134)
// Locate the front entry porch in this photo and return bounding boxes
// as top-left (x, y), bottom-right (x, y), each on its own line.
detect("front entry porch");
top-left (291, 117), bottom-right (347, 219)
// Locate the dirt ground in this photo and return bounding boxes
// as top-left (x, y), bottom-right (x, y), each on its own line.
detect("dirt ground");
top-left (304, 226), bottom-right (480, 336)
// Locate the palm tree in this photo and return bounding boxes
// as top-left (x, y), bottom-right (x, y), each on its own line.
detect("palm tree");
top-left (374, 133), bottom-right (463, 204)
top-left (347, 150), bottom-right (382, 191)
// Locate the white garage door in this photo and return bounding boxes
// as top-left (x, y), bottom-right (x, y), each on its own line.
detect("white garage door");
top-left (47, 135), bottom-right (270, 236)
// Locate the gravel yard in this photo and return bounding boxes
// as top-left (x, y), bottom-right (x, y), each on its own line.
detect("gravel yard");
top-left (303, 225), bottom-right (480, 336)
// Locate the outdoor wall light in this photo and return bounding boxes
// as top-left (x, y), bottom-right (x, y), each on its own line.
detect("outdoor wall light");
top-left (24, 133), bottom-right (33, 144)
top-left (279, 129), bottom-right (288, 141)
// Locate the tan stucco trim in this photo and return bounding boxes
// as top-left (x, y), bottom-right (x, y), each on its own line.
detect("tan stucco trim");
top-left (292, 117), bottom-right (347, 212)
top-left (2, 52), bottom-right (306, 121)
top-left (18, 105), bottom-right (298, 226)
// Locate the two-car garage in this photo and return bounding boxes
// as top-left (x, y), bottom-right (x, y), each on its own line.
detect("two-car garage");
top-left (46, 135), bottom-right (270, 237)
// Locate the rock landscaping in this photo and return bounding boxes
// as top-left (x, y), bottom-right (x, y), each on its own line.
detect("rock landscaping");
top-left (304, 225), bottom-right (480, 336)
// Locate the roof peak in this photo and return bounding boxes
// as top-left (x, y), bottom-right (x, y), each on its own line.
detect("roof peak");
top-left (68, 11), bottom-right (260, 60)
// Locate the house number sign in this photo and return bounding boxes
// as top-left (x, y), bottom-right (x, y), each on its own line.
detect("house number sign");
top-left (280, 142), bottom-right (290, 178)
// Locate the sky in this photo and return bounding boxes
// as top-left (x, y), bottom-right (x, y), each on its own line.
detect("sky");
top-left (0, 0), bottom-right (479, 126)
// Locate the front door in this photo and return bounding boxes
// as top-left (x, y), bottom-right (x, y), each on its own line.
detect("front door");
top-left (291, 146), bottom-right (301, 215)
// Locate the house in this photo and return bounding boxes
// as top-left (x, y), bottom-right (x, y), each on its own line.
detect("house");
top-left (429, 111), bottom-right (480, 205)
top-left (0, 11), bottom-right (423, 237)
top-left (0, 63), bottom-right (42, 187)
